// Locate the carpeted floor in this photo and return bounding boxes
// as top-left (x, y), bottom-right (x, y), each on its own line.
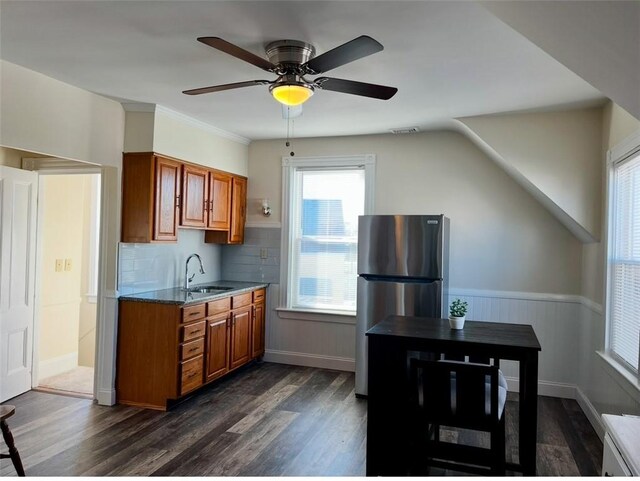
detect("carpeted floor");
top-left (38, 366), bottom-right (94, 397)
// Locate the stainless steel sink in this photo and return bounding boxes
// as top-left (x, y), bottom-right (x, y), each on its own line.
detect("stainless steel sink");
top-left (187, 285), bottom-right (234, 294)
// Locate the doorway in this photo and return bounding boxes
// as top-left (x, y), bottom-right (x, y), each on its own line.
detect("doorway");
top-left (34, 173), bottom-right (101, 398)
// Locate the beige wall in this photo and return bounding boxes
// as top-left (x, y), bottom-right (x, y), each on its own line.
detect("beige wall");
top-left (152, 107), bottom-right (249, 175)
top-left (249, 131), bottom-right (582, 294)
top-left (38, 176), bottom-right (86, 364)
top-left (0, 61), bottom-right (125, 167)
top-left (459, 107), bottom-right (603, 241)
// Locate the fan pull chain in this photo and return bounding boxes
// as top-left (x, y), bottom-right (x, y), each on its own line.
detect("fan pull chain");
top-left (285, 112), bottom-right (295, 156)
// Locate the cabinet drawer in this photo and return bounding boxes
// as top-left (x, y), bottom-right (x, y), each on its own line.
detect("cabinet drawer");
top-left (182, 304), bottom-right (206, 323)
top-left (180, 337), bottom-right (204, 361)
top-left (253, 288), bottom-right (265, 303)
top-left (208, 297), bottom-right (231, 317)
top-left (232, 292), bottom-right (252, 309)
top-left (180, 355), bottom-right (203, 395)
top-left (181, 320), bottom-right (206, 342)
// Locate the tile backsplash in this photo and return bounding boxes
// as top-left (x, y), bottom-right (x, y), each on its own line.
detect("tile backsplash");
top-left (118, 229), bottom-right (222, 295)
top-left (221, 227), bottom-right (281, 283)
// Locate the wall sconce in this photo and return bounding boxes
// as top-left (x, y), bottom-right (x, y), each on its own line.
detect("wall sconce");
top-left (261, 199), bottom-right (272, 217)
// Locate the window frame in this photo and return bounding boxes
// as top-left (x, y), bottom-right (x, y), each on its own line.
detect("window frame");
top-left (280, 154), bottom-right (375, 315)
top-left (605, 130), bottom-right (640, 384)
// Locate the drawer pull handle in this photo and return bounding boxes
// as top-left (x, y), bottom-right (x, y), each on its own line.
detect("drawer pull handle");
top-left (188, 312), bottom-right (199, 316)
top-left (186, 372), bottom-right (198, 379)
top-left (188, 347), bottom-right (198, 352)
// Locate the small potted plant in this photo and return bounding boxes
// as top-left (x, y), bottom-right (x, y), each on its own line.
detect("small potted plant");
top-left (449, 298), bottom-right (468, 330)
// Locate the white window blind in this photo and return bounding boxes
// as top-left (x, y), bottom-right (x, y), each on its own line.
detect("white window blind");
top-left (609, 151), bottom-right (640, 372)
top-left (289, 168), bottom-right (365, 312)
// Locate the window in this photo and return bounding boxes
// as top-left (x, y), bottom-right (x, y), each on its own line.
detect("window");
top-left (608, 144), bottom-right (640, 376)
top-left (281, 155), bottom-right (375, 314)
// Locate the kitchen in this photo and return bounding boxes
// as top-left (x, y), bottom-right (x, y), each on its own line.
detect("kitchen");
top-left (1, 0), bottom-right (640, 476)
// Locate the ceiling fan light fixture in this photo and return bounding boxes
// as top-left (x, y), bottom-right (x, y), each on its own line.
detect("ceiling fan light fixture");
top-left (271, 83), bottom-right (314, 106)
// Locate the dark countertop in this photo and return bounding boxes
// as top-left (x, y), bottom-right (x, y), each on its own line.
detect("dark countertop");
top-left (118, 280), bottom-right (269, 306)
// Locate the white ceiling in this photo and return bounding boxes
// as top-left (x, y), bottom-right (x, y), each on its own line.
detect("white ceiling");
top-left (0, 1), bottom-right (607, 141)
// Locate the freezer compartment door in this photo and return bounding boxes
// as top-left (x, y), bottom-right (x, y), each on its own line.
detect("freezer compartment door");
top-left (358, 215), bottom-right (446, 278)
top-left (355, 277), bottom-right (443, 396)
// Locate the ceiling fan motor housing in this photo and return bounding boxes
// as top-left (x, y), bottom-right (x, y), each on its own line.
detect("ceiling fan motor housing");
top-left (265, 40), bottom-right (315, 72)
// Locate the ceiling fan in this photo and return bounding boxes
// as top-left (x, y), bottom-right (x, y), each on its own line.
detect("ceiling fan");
top-left (183, 35), bottom-right (398, 106)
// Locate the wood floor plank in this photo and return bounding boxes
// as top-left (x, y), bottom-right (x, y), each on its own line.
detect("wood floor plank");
top-left (0, 364), bottom-right (603, 477)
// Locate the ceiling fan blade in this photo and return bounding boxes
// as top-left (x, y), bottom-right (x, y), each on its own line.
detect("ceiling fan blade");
top-left (303, 35), bottom-right (383, 74)
top-left (183, 80), bottom-right (271, 96)
top-left (197, 37), bottom-right (276, 72)
top-left (315, 77), bottom-right (397, 100)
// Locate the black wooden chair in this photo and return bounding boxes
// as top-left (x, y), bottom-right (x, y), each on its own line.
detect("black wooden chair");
top-left (409, 358), bottom-right (507, 476)
top-left (1, 405), bottom-right (25, 476)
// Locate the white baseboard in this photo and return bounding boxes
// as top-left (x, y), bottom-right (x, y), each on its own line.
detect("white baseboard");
top-left (38, 352), bottom-right (78, 380)
top-left (96, 388), bottom-right (116, 406)
top-left (576, 386), bottom-right (605, 441)
top-left (264, 349), bottom-right (355, 372)
top-left (504, 377), bottom-right (577, 399)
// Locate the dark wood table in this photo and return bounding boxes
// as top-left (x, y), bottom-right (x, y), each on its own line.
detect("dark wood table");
top-left (366, 315), bottom-right (541, 476)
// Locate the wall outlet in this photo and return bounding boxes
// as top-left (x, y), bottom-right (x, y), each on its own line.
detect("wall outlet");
top-left (64, 258), bottom-right (72, 271)
top-left (260, 248), bottom-right (268, 260)
top-left (55, 259), bottom-right (63, 272)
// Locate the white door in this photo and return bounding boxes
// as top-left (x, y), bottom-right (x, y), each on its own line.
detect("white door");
top-left (0, 166), bottom-right (38, 402)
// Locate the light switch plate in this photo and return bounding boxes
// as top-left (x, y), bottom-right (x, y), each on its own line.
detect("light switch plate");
top-left (55, 259), bottom-right (63, 272)
top-left (64, 258), bottom-right (72, 271)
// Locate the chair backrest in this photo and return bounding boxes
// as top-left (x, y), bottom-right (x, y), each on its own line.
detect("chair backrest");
top-left (410, 359), bottom-right (502, 432)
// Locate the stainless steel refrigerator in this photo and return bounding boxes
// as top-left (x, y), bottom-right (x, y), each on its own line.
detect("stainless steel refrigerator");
top-left (355, 214), bottom-right (450, 396)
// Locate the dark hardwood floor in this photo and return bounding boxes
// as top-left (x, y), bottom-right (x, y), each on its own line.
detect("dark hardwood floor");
top-left (0, 362), bottom-right (601, 476)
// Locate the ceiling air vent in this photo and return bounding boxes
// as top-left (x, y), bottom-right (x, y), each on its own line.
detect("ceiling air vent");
top-left (390, 127), bottom-right (420, 134)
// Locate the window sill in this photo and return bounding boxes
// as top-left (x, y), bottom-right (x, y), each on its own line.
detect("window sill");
top-left (597, 351), bottom-right (640, 403)
top-left (275, 307), bottom-right (356, 325)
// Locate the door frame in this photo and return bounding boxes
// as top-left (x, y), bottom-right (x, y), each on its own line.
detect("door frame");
top-left (27, 158), bottom-right (102, 396)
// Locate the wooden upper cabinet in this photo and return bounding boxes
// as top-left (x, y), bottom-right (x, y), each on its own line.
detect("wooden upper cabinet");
top-left (181, 164), bottom-right (209, 228)
top-left (208, 172), bottom-right (232, 230)
top-left (204, 174), bottom-right (247, 245)
top-left (229, 176), bottom-right (247, 244)
top-left (121, 153), bottom-right (181, 243)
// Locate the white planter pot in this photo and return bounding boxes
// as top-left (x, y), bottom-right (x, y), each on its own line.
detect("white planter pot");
top-left (449, 315), bottom-right (465, 330)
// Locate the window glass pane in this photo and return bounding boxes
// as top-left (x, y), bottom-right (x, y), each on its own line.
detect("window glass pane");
top-left (290, 168), bottom-right (364, 311)
top-left (610, 152), bottom-right (640, 371)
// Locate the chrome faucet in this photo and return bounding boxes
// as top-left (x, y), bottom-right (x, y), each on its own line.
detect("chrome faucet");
top-left (184, 253), bottom-right (205, 290)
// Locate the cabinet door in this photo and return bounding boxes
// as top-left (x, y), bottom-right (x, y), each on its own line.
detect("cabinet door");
top-left (206, 316), bottom-right (230, 382)
top-left (153, 156), bottom-right (181, 241)
top-left (229, 176), bottom-right (247, 244)
top-left (208, 172), bottom-right (231, 230)
top-left (181, 164), bottom-right (209, 228)
top-left (251, 301), bottom-right (265, 358)
top-left (230, 307), bottom-right (251, 369)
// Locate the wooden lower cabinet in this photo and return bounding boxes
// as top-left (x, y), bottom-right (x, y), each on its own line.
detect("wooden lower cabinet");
top-left (117, 287), bottom-right (266, 410)
top-left (206, 315), bottom-right (230, 382)
top-left (230, 306), bottom-right (252, 370)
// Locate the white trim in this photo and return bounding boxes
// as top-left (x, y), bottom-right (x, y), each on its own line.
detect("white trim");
top-left (608, 129), bottom-right (640, 165)
top-left (576, 386), bottom-right (605, 441)
top-left (121, 102), bottom-right (156, 113)
top-left (504, 376), bottom-right (577, 399)
top-left (155, 105), bottom-right (251, 145)
top-left (275, 307), bottom-right (356, 325)
top-left (22, 157), bottom-right (101, 174)
top-left (450, 287), bottom-right (603, 313)
top-left (245, 221), bottom-right (282, 228)
top-left (264, 349), bottom-right (355, 372)
top-left (37, 352), bottom-right (78, 381)
top-left (279, 154), bottom-right (376, 310)
top-left (87, 174), bottom-right (100, 300)
top-left (597, 351), bottom-right (640, 403)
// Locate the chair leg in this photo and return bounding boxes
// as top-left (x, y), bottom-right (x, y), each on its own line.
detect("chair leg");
top-left (491, 417), bottom-right (506, 476)
top-left (1, 419), bottom-right (25, 476)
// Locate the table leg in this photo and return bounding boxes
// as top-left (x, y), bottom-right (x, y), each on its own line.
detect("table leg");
top-left (519, 352), bottom-right (538, 476)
